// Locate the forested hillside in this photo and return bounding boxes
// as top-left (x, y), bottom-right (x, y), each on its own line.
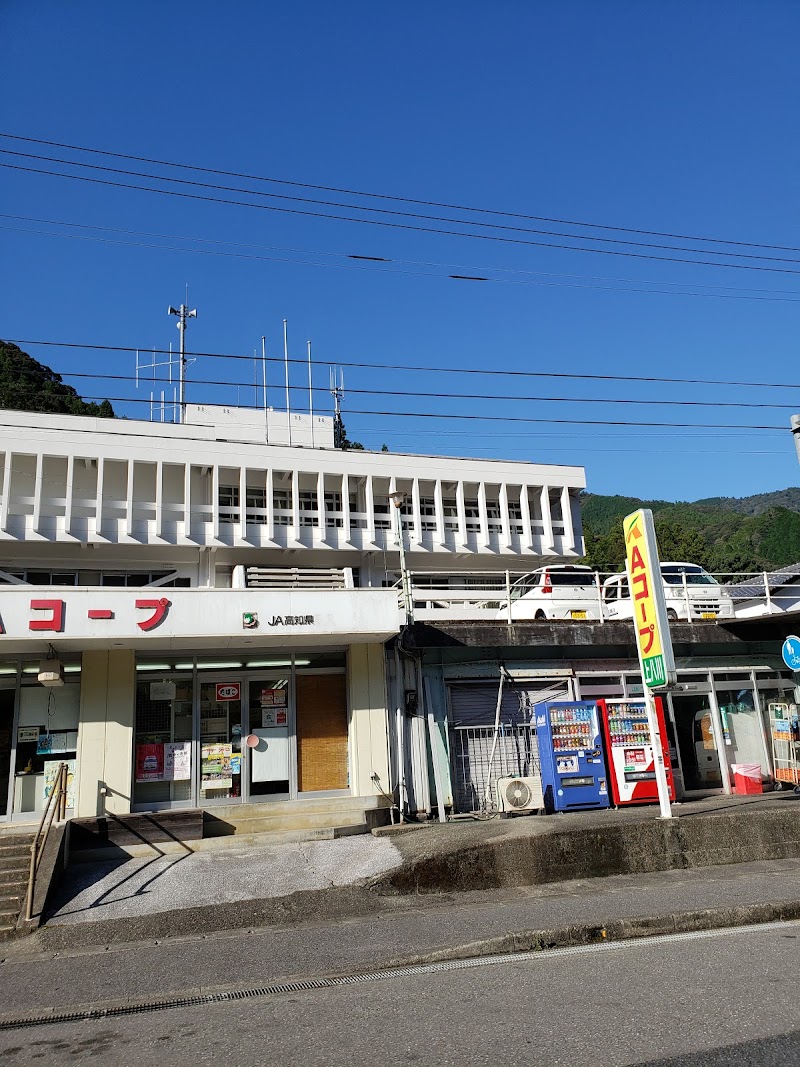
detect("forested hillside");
top-left (0, 340), bottom-right (114, 418)
top-left (581, 491), bottom-right (800, 572)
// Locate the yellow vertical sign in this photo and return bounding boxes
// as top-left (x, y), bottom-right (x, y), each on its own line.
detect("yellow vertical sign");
top-left (623, 509), bottom-right (676, 689)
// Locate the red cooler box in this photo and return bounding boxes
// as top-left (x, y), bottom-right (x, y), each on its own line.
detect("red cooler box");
top-left (731, 763), bottom-right (763, 794)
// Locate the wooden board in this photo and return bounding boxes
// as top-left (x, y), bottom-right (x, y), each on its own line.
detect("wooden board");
top-left (296, 674), bottom-right (348, 792)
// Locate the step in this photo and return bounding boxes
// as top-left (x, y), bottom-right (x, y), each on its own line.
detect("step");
top-left (0, 927), bottom-right (18, 943)
top-left (0, 844), bottom-right (31, 862)
top-left (204, 809), bottom-right (368, 837)
top-left (0, 867), bottom-right (29, 886)
top-left (208, 795), bottom-right (388, 820)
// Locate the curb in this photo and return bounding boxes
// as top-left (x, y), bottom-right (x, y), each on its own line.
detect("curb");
top-left (383, 898), bottom-right (800, 968)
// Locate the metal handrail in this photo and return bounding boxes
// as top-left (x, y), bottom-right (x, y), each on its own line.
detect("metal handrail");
top-left (24, 761), bottom-right (68, 922)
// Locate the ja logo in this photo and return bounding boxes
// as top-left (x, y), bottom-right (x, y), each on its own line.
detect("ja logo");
top-left (781, 636), bottom-right (800, 672)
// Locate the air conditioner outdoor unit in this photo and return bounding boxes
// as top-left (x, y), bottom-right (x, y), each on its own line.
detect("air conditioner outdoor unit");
top-left (496, 775), bottom-right (543, 814)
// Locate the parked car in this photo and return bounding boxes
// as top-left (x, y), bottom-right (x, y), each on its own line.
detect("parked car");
top-left (602, 562), bottom-right (734, 621)
top-left (501, 564), bottom-right (601, 621)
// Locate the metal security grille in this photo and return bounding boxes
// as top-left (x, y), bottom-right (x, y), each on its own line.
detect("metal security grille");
top-left (447, 682), bottom-right (569, 813)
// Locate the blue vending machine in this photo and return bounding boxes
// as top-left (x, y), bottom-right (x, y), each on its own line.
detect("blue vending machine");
top-left (534, 700), bottom-right (610, 813)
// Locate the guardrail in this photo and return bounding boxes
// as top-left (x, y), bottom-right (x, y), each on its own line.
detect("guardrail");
top-left (24, 760), bottom-right (68, 923)
top-left (393, 569), bottom-right (800, 623)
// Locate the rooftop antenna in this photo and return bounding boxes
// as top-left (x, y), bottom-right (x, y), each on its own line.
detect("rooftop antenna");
top-left (168, 295), bottom-right (197, 424)
top-left (283, 318), bottom-right (292, 445)
top-left (261, 335), bottom-right (269, 442)
top-left (136, 344), bottom-right (180, 422)
top-left (307, 340), bottom-right (314, 447)
top-left (330, 366), bottom-right (345, 449)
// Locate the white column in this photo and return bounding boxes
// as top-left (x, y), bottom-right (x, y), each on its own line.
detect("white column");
top-left (411, 476), bottom-right (421, 547)
top-left (478, 481), bottom-right (489, 549)
top-left (0, 451), bottom-right (12, 532)
top-left (212, 464), bottom-right (220, 541)
top-left (182, 463), bottom-right (192, 542)
top-left (540, 485), bottom-right (555, 554)
top-left (64, 454), bottom-right (75, 537)
top-left (519, 483), bottom-right (533, 552)
top-left (365, 475), bottom-right (376, 545)
top-left (94, 457), bottom-right (105, 540)
top-left (125, 459), bottom-right (135, 538)
top-left (238, 466), bottom-right (248, 543)
top-left (499, 482), bottom-right (512, 550)
top-left (434, 478), bottom-right (445, 545)
top-left (317, 469), bottom-right (325, 542)
top-left (561, 485), bottom-right (576, 553)
top-left (31, 454), bottom-right (43, 535)
top-left (155, 461), bottom-right (164, 540)
top-left (455, 480), bottom-right (467, 547)
top-left (342, 473), bottom-right (351, 544)
top-left (266, 467), bottom-right (274, 540)
top-left (291, 469), bottom-right (300, 541)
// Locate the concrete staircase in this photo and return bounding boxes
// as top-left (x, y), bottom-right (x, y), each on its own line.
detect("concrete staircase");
top-left (202, 794), bottom-right (391, 846)
top-left (0, 830), bottom-right (33, 941)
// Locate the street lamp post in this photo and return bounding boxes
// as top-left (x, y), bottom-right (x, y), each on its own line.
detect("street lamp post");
top-left (389, 491), bottom-right (413, 625)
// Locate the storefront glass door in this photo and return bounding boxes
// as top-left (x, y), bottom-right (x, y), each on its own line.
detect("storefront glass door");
top-left (0, 688), bottom-right (14, 821)
top-left (671, 693), bottom-right (722, 791)
top-left (199, 680), bottom-right (243, 802)
top-left (716, 686), bottom-right (769, 781)
top-left (246, 677), bottom-right (291, 801)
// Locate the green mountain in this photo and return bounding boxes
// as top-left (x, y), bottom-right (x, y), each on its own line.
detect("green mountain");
top-left (0, 340), bottom-right (114, 418)
top-left (581, 489), bottom-right (800, 573)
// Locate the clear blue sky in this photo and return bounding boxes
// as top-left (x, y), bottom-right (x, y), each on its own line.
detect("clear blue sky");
top-left (2, 1), bottom-right (800, 501)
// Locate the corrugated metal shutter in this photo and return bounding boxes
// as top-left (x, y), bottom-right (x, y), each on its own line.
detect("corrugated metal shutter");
top-left (447, 681), bottom-right (570, 727)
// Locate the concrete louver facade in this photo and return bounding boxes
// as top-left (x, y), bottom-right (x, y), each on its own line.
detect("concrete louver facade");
top-left (0, 406), bottom-right (586, 828)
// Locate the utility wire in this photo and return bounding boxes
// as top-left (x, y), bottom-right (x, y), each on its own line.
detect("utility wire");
top-left (4, 146), bottom-right (799, 266)
top-left (5, 158), bottom-right (800, 277)
top-left (45, 367), bottom-right (800, 411)
top-left (7, 337), bottom-right (800, 392)
top-left (3, 131), bottom-right (799, 256)
top-left (5, 218), bottom-right (800, 305)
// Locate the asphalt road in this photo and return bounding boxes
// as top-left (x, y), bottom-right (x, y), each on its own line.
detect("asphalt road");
top-left (2, 922), bottom-right (800, 1065)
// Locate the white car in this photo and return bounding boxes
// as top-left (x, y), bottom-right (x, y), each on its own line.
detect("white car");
top-left (602, 562), bottom-right (734, 622)
top-left (501, 564), bottom-right (602, 621)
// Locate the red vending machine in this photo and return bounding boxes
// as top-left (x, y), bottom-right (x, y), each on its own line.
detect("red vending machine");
top-left (597, 697), bottom-right (675, 806)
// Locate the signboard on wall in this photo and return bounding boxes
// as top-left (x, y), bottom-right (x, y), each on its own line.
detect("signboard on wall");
top-left (216, 683), bottom-right (240, 702)
top-left (150, 681), bottom-right (177, 701)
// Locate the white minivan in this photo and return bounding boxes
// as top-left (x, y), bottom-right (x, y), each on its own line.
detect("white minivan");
top-left (602, 562), bottom-right (734, 622)
top-left (502, 564), bottom-right (602, 621)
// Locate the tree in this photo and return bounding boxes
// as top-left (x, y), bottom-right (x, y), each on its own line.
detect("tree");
top-left (0, 340), bottom-right (115, 418)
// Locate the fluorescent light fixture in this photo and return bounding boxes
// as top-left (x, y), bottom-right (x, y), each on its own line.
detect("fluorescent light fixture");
top-left (136, 663), bottom-right (173, 672)
top-left (64, 665), bottom-right (81, 673)
top-left (185, 661), bottom-right (243, 670)
top-left (22, 666), bottom-right (39, 674)
top-left (0, 667), bottom-right (16, 675)
top-left (243, 658), bottom-right (311, 668)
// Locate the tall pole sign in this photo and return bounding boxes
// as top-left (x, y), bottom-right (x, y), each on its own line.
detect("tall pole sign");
top-left (624, 508), bottom-right (675, 818)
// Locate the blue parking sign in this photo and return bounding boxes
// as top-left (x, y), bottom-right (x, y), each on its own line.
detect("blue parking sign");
top-left (782, 635), bottom-right (800, 671)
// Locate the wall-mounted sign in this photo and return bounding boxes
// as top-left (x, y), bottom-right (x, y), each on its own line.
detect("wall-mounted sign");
top-left (267, 615), bottom-right (315, 627)
top-left (150, 681), bottom-right (177, 701)
top-left (216, 683), bottom-right (241, 702)
top-left (17, 726), bottom-right (41, 743)
top-left (242, 612), bottom-right (258, 629)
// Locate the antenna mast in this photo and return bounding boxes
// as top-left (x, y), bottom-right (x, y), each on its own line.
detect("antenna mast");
top-left (330, 366), bottom-right (346, 449)
top-left (168, 298), bottom-right (197, 424)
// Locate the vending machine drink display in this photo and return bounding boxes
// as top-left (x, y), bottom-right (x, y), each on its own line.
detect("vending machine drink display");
top-left (534, 700), bottom-right (610, 813)
top-left (598, 698), bottom-right (675, 806)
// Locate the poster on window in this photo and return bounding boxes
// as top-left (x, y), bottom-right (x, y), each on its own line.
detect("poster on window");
top-left (135, 743), bottom-right (165, 782)
top-left (201, 743), bottom-right (232, 789)
top-left (261, 708), bottom-right (288, 728)
top-left (44, 759), bottom-right (76, 809)
top-left (260, 688), bottom-right (287, 707)
top-left (164, 742), bottom-right (191, 781)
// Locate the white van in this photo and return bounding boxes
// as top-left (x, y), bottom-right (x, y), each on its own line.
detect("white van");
top-left (602, 562), bottom-right (734, 622)
top-left (502, 564), bottom-right (601, 621)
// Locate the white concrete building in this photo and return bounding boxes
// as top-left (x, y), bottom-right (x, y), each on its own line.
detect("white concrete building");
top-left (0, 405), bottom-right (585, 826)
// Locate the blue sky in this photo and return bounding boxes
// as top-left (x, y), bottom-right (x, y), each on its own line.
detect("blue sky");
top-left (2, 1), bottom-right (800, 501)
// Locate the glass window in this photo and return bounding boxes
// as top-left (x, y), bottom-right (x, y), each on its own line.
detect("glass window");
top-left (661, 565), bottom-right (715, 586)
top-left (133, 676), bottom-right (193, 807)
top-left (14, 682), bottom-right (80, 815)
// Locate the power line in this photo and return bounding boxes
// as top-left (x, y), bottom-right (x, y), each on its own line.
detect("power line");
top-left (6, 158), bottom-right (800, 277)
top-left (5, 146), bottom-right (800, 267)
top-left (2, 130), bottom-right (799, 256)
top-left (7, 337), bottom-right (800, 392)
top-left (47, 367), bottom-right (800, 412)
top-left (4, 216), bottom-right (800, 305)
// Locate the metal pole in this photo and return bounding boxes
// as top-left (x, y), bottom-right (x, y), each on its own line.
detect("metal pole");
top-left (261, 335), bottom-right (269, 441)
top-left (307, 340), bottom-right (314, 447)
top-left (644, 687), bottom-right (673, 818)
top-left (178, 309), bottom-right (186, 423)
top-left (283, 319), bottom-right (292, 445)
top-left (395, 503), bottom-right (413, 624)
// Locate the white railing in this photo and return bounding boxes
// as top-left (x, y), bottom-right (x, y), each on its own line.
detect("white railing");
top-left (393, 569), bottom-right (800, 624)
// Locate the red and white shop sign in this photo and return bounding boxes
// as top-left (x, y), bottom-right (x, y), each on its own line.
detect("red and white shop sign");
top-left (216, 683), bottom-right (241, 702)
